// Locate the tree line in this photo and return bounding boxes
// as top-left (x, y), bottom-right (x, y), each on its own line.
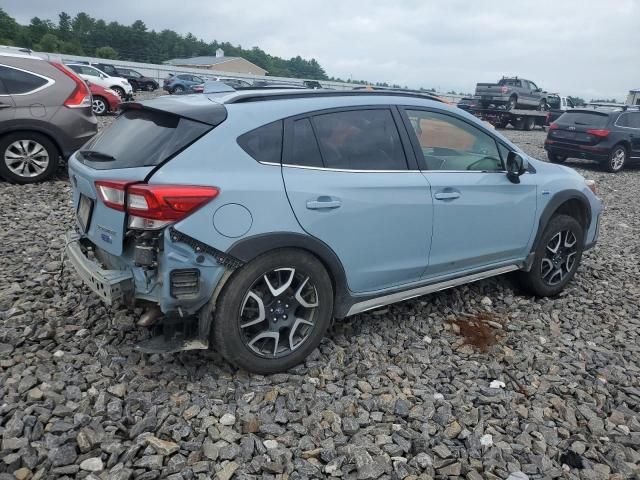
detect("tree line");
top-left (0, 8), bottom-right (328, 80)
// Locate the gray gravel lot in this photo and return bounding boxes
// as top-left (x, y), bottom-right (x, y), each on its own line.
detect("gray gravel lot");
top-left (1, 99), bottom-right (639, 480)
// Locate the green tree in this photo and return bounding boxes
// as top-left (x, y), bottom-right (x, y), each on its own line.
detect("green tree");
top-left (0, 8), bottom-right (20, 45)
top-left (0, 9), bottom-right (330, 80)
top-left (28, 17), bottom-right (54, 43)
top-left (57, 12), bottom-right (71, 40)
top-left (35, 32), bottom-right (60, 52)
top-left (95, 46), bottom-right (118, 59)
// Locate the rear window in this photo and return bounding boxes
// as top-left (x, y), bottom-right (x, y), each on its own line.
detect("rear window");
top-left (556, 112), bottom-right (609, 128)
top-left (498, 79), bottom-right (520, 87)
top-left (78, 109), bottom-right (212, 170)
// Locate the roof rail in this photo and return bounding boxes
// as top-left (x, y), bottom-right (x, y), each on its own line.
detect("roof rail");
top-left (223, 89), bottom-right (445, 104)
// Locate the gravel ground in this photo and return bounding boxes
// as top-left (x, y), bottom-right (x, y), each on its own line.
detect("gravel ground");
top-left (1, 100), bottom-right (639, 480)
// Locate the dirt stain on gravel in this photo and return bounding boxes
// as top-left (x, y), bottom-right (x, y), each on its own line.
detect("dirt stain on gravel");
top-left (452, 312), bottom-right (503, 352)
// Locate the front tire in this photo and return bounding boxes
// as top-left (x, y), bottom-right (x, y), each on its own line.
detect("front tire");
top-left (605, 144), bottom-right (627, 173)
top-left (547, 152), bottom-right (567, 163)
top-left (212, 249), bottom-right (334, 374)
top-left (517, 214), bottom-right (584, 297)
top-left (111, 86), bottom-right (125, 99)
top-left (92, 96), bottom-right (108, 115)
top-left (0, 132), bottom-right (59, 184)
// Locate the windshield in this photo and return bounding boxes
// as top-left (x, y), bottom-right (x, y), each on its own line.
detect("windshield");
top-left (78, 109), bottom-right (213, 169)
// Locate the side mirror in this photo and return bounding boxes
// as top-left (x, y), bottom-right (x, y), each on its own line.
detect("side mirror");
top-left (506, 152), bottom-right (528, 183)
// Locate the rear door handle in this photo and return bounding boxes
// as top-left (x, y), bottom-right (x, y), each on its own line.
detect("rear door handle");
top-left (434, 191), bottom-right (461, 200)
top-left (306, 197), bottom-right (342, 210)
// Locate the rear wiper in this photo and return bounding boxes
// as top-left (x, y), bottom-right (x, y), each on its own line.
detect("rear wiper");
top-left (80, 150), bottom-right (116, 162)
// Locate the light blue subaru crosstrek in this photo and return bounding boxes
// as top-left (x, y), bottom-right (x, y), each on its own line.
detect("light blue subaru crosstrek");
top-left (66, 89), bottom-right (602, 373)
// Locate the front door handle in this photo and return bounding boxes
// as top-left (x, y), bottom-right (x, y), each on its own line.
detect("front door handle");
top-left (434, 191), bottom-right (461, 200)
top-left (0, 103), bottom-right (12, 109)
top-left (306, 197), bottom-right (342, 210)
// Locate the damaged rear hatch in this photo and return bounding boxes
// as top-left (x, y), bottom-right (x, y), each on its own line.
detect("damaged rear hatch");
top-left (68, 94), bottom-right (227, 256)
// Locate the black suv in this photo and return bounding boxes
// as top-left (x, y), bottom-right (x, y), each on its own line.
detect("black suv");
top-left (92, 63), bottom-right (158, 91)
top-left (545, 107), bottom-right (640, 172)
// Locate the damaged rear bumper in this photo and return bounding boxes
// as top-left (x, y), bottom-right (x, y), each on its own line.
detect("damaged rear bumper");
top-left (65, 231), bottom-right (134, 305)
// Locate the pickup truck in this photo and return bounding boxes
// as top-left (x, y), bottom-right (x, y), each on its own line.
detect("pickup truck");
top-left (547, 94), bottom-right (575, 123)
top-left (475, 77), bottom-right (548, 111)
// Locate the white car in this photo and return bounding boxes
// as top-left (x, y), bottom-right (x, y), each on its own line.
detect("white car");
top-left (66, 64), bottom-right (133, 100)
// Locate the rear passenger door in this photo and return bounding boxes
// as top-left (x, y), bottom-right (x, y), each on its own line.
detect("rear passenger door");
top-left (401, 108), bottom-right (537, 277)
top-left (0, 71), bottom-right (16, 121)
top-left (625, 112), bottom-right (640, 159)
top-left (281, 107), bottom-right (433, 293)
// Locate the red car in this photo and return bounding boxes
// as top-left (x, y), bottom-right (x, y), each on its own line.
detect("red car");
top-left (86, 80), bottom-right (121, 115)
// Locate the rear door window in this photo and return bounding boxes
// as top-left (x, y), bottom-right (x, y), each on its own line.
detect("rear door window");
top-left (0, 65), bottom-right (48, 94)
top-left (289, 118), bottom-right (324, 168)
top-left (78, 109), bottom-right (212, 169)
top-left (557, 112), bottom-right (609, 128)
top-left (311, 109), bottom-right (407, 170)
top-left (238, 120), bottom-right (283, 164)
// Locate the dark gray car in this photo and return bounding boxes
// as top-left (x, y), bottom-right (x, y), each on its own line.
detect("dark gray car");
top-left (0, 50), bottom-right (98, 183)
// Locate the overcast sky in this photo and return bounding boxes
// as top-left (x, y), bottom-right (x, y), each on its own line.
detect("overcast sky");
top-left (4, 0), bottom-right (639, 99)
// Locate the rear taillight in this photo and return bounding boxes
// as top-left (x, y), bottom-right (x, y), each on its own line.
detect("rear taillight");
top-left (549, 123), bottom-right (559, 130)
top-left (95, 181), bottom-right (219, 229)
top-left (500, 86), bottom-right (508, 94)
top-left (49, 62), bottom-right (91, 108)
top-left (586, 129), bottom-right (610, 138)
top-left (95, 180), bottom-right (130, 211)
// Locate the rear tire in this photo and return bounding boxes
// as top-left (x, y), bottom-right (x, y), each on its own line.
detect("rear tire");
top-left (0, 132), bottom-right (59, 184)
top-left (506, 95), bottom-right (517, 111)
top-left (172, 85), bottom-right (185, 94)
top-left (129, 80), bottom-right (139, 91)
top-left (605, 144), bottom-right (627, 173)
top-left (212, 249), bottom-right (334, 374)
top-left (547, 152), bottom-right (567, 163)
top-left (517, 214), bottom-right (584, 297)
top-left (523, 116), bottom-right (535, 131)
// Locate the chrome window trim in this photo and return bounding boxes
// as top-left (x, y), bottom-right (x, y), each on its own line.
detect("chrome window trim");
top-left (262, 161), bottom-right (509, 174)
top-left (0, 63), bottom-right (55, 96)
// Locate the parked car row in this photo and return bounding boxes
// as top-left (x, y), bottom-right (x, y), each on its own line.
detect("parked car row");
top-left (163, 73), bottom-right (311, 94)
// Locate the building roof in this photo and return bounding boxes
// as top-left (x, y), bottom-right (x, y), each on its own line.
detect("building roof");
top-left (164, 56), bottom-right (239, 66)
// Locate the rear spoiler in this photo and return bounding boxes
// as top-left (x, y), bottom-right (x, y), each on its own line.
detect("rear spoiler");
top-left (121, 95), bottom-right (227, 126)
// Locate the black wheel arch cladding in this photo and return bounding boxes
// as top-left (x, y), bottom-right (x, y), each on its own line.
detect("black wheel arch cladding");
top-left (227, 232), bottom-right (351, 316)
top-left (532, 190), bottom-right (592, 254)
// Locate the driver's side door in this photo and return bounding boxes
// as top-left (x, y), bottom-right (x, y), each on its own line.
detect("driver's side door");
top-left (401, 108), bottom-right (538, 278)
